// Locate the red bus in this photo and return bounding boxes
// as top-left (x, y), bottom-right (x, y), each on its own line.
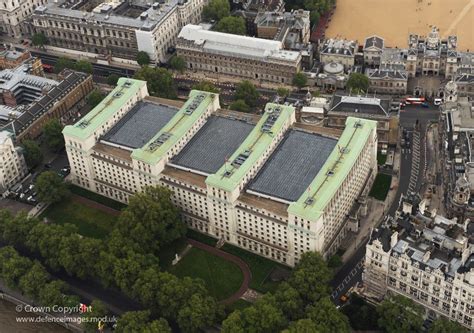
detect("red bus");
top-left (405, 97), bottom-right (425, 105)
top-left (42, 63), bottom-right (54, 73)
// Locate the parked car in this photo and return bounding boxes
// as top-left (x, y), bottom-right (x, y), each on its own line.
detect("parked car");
top-left (27, 196), bottom-right (37, 205)
top-left (421, 102), bottom-right (430, 108)
top-left (434, 98), bottom-right (442, 106)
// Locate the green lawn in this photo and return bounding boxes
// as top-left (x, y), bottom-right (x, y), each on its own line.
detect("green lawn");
top-left (369, 173), bottom-right (392, 201)
top-left (159, 238), bottom-right (188, 270)
top-left (69, 185), bottom-right (126, 211)
top-left (169, 247), bottom-right (243, 300)
top-left (40, 198), bottom-right (117, 239)
top-left (221, 244), bottom-right (291, 293)
top-left (377, 153), bottom-right (387, 165)
top-left (186, 229), bottom-right (218, 246)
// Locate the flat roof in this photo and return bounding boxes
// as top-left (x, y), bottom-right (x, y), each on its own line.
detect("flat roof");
top-left (131, 90), bottom-right (217, 165)
top-left (247, 130), bottom-right (337, 202)
top-left (172, 116), bottom-right (254, 174)
top-left (288, 117), bottom-right (377, 222)
top-left (102, 101), bottom-right (177, 149)
top-left (206, 103), bottom-right (295, 192)
top-left (63, 78), bottom-right (146, 140)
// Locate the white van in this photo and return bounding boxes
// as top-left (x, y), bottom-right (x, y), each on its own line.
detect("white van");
top-left (434, 98), bottom-right (442, 106)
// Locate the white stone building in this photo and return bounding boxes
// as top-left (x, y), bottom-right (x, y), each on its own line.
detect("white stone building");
top-left (0, 0), bottom-right (46, 37)
top-left (63, 78), bottom-right (378, 266)
top-left (0, 131), bottom-right (27, 192)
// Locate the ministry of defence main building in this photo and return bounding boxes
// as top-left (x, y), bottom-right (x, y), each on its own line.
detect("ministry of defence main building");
top-left (63, 78), bottom-right (378, 265)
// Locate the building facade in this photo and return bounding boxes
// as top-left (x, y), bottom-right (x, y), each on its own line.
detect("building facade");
top-left (0, 131), bottom-right (27, 192)
top-left (363, 35), bottom-right (384, 67)
top-left (363, 210), bottom-right (474, 330)
top-left (319, 38), bottom-right (358, 70)
top-left (64, 78), bottom-right (378, 266)
top-left (366, 65), bottom-right (408, 95)
top-left (177, 24), bottom-right (302, 84)
top-left (0, 0), bottom-right (46, 37)
top-left (30, 0), bottom-right (206, 63)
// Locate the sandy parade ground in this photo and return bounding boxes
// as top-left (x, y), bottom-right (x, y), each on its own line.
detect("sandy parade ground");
top-left (325, 0), bottom-right (474, 51)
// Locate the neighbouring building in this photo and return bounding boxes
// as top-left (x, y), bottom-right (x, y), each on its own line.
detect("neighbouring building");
top-left (0, 0), bottom-right (46, 38)
top-left (315, 61), bottom-right (348, 91)
top-left (30, 0), bottom-right (207, 63)
top-left (366, 65), bottom-right (408, 95)
top-left (63, 78), bottom-right (378, 266)
top-left (255, 10), bottom-right (310, 45)
top-left (233, 0), bottom-right (285, 36)
top-left (363, 197), bottom-right (474, 330)
top-left (363, 35), bottom-right (384, 67)
top-left (319, 38), bottom-right (358, 70)
top-left (176, 24), bottom-right (302, 84)
top-left (326, 94), bottom-right (400, 150)
top-left (0, 65), bottom-right (57, 106)
top-left (0, 130), bottom-right (27, 192)
top-left (1, 71), bottom-right (93, 140)
top-left (0, 49), bottom-right (32, 70)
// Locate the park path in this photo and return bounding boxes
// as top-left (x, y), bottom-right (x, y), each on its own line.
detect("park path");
top-left (187, 239), bottom-right (252, 305)
top-left (70, 194), bottom-right (122, 217)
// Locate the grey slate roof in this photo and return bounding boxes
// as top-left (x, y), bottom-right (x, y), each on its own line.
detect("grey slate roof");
top-left (102, 101), bottom-right (178, 149)
top-left (247, 129), bottom-right (337, 202)
top-left (172, 116), bottom-right (254, 174)
top-left (364, 35), bottom-right (384, 50)
top-left (329, 95), bottom-right (390, 116)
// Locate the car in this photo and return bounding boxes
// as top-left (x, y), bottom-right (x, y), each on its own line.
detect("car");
top-left (401, 138), bottom-right (406, 147)
top-left (28, 184), bottom-right (35, 191)
top-left (44, 163), bottom-right (51, 169)
top-left (421, 102), bottom-right (430, 108)
top-left (27, 196), bottom-right (37, 205)
top-left (340, 294), bottom-right (349, 303)
top-left (19, 193), bottom-right (26, 201)
top-left (434, 98), bottom-right (442, 106)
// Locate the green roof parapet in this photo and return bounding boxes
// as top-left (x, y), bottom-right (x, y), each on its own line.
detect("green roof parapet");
top-left (206, 103), bottom-right (295, 192)
top-left (63, 78), bottom-right (146, 140)
top-left (288, 117), bottom-right (377, 222)
top-left (131, 90), bottom-right (216, 165)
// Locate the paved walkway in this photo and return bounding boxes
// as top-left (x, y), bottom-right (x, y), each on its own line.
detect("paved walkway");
top-left (70, 194), bottom-right (121, 217)
top-left (187, 239), bottom-right (251, 305)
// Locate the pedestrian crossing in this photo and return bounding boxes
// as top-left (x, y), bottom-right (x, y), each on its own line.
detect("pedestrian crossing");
top-left (408, 131), bottom-right (421, 193)
top-left (331, 258), bottom-right (365, 300)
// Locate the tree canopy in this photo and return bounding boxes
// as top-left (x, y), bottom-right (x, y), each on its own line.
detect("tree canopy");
top-left (235, 81), bottom-right (260, 107)
top-left (429, 317), bottom-right (468, 333)
top-left (292, 72), bottom-right (308, 89)
top-left (347, 73), bottom-right (369, 94)
top-left (43, 118), bottom-right (64, 151)
top-left (134, 66), bottom-right (177, 99)
top-left (229, 99), bottom-right (250, 113)
top-left (87, 90), bottom-right (105, 108)
top-left (75, 60), bottom-right (93, 74)
top-left (107, 74), bottom-right (120, 86)
top-left (34, 171), bottom-right (69, 204)
top-left (202, 0), bottom-right (230, 21)
top-left (169, 55), bottom-right (186, 73)
top-left (377, 295), bottom-right (424, 333)
top-left (137, 51), bottom-right (151, 66)
top-left (286, 0), bottom-right (335, 25)
top-left (115, 311), bottom-right (171, 333)
top-left (215, 16), bottom-right (246, 35)
top-left (54, 57), bottom-right (75, 74)
top-left (277, 88), bottom-right (290, 98)
top-left (306, 297), bottom-right (351, 333)
top-left (21, 139), bottom-right (43, 168)
top-left (192, 81), bottom-right (220, 94)
top-left (31, 33), bottom-right (47, 48)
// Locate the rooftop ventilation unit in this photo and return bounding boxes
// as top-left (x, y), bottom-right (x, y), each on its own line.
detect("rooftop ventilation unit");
top-left (304, 197), bottom-right (314, 205)
top-left (147, 132), bottom-right (172, 151)
top-left (113, 92), bottom-right (123, 98)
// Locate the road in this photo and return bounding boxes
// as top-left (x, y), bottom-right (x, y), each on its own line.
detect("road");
top-left (331, 103), bottom-right (440, 304)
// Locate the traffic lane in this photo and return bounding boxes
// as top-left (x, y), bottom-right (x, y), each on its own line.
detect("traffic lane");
top-left (399, 105), bottom-right (439, 128)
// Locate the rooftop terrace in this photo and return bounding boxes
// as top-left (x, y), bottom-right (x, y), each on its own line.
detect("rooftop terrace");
top-left (247, 130), bottom-right (337, 202)
top-left (101, 101), bottom-right (177, 150)
top-left (171, 115), bottom-right (254, 174)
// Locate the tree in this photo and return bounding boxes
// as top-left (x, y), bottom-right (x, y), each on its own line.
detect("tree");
top-left (222, 297), bottom-right (287, 333)
top-left (87, 89), bottom-right (105, 108)
top-left (288, 252), bottom-right (332, 305)
top-left (118, 186), bottom-right (185, 254)
top-left (107, 74), bottom-right (120, 86)
top-left (177, 294), bottom-right (218, 333)
top-left (169, 55), bottom-right (186, 73)
top-left (0, 246), bottom-right (32, 289)
top-left (377, 295), bottom-right (424, 333)
top-left (19, 261), bottom-right (51, 299)
top-left (38, 280), bottom-right (70, 307)
top-left (215, 16), bottom-right (246, 35)
top-left (305, 297), bottom-right (350, 333)
top-left (340, 293), bottom-right (380, 330)
top-left (235, 80), bottom-right (260, 107)
top-left (229, 99), bottom-right (250, 112)
top-left (137, 51), bottom-right (151, 66)
top-left (429, 317), bottom-right (468, 333)
top-left (83, 300), bottom-right (108, 333)
top-left (272, 283), bottom-right (305, 321)
top-left (144, 319), bottom-right (172, 333)
top-left (34, 171), bottom-right (69, 204)
top-left (74, 60), bottom-right (93, 74)
top-left (202, 0), bottom-right (230, 21)
top-left (292, 72), bottom-right (308, 89)
top-left (277, 87), bottom-right (290, 98)
top-left (192, 81), bottom-right (220, 94)
top-left (327, 254), bottom-right (342, 270)
top-left (43, 118), bottom-right (64, 151)
top-left (21, 140), bottom-right (43, 168)
top-left (54, 57), bottom-right (75, 74)
top-left (31, 33), bottom-right (47, 49)
top-left (116, 311), bottom-right (153, 333)
top-left (347, 72), bottom-right (369, 94)
top-left (134, 66), bottom-right (177, 99)
top-left (282, 319), bottom-right (321, 333)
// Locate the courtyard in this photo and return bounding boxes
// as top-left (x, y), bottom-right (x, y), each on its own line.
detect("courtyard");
top-left (325, 0), bottom-right (474, 51)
